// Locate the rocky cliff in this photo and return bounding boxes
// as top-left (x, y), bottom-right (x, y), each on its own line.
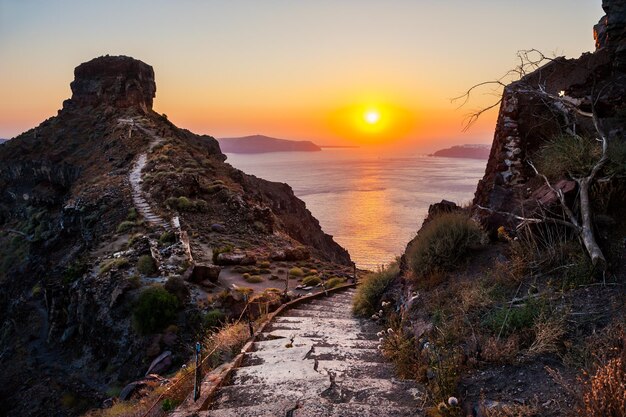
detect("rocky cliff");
top-left (380, 2), bottom-right (626, 415)
top-left (0, 55), bottom-right (349, 416)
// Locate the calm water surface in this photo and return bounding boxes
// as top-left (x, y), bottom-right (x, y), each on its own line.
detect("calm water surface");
top-left (226, 149), bottom-right (486, 270)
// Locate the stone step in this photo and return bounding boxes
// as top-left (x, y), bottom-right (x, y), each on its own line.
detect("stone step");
top-left (212, 377), bottom-right (422, 410)
top-left (193, 401), bottom-right (419, 417)
top-left (253, 337), bottom-right (378, 352)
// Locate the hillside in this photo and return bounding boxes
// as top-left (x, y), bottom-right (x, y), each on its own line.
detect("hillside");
top-left (218, 134), bottom-right (321, 153)
top-left (355, 2), bottom-right (626, 416)
top-left (0, 55), bottom-right (350, 416)
top-left (431, 144), bottom-right (490, 159)
top-left (0, 138), bottom-right (8, 145)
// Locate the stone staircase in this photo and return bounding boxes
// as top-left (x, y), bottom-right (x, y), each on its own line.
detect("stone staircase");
top-left (177, 288), bottom-right (424, 417)
top-left (127, 123), bottom-right (171, 231)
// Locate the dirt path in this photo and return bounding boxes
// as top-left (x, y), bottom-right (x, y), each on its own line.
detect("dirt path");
top-left (175, 288), bottom-right (424, 416)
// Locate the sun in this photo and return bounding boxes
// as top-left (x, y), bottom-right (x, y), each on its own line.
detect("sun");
top-left (364, 110), bottom-right (380, 124)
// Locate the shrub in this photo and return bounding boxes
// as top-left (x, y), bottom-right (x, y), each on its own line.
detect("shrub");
top-left (159, 231), bottom-right (176, 245)
top-left (581, 356), bottom-right (625, 417)
top-left (288, 267), bottom-right (304, 277)
top-left (116, 220), bottom-right (137, 234)
top-left (164, 276), bottom-right (189, 303)
top-left (535, 134), bottom-right (601, 180)
top-left (203, 309), bottom-right (226, 330)
top-left (245, 275), bottom-right (264, 283)
top-left (137, 255), bottom-right (157, 275)
top-left (407, 212), bottom-right (484, 282)
top-left (63, 259), bottom-right (88, 284)
top-left (126, 208), bottom-right (138, 221)
top-left (133, 286), bottom-right (179, 334)
top-left (352, 263), bottom-right (399, 317)
top-left (302, 275), bottom-right (321, 286)
top-left (325, 277), bottom-right (346, 289)
top-left (99, 258), bottom-right (129, 274)
top-left (484, 299), bottom-right (543, 337)
top-left (259, 260), bottom-right (271, 269)
top-left (166, 196), bottom-right (197, 212)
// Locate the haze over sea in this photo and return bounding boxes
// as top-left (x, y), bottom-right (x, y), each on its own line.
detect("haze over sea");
top-left (226, 149), bottom-right (486, 270)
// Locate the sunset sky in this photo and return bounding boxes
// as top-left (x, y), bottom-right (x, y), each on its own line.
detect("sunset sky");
top-left (0, 0), bottom-right (599, 151)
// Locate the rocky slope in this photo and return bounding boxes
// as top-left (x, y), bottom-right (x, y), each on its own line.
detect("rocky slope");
top-left (0, 55), bottom-right (350, 417)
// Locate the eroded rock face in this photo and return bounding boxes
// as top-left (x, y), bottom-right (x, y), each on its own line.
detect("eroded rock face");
top-left (599, 0), bottom-right (626, 69)
top-left (65, 55), bottom-right (156, 112)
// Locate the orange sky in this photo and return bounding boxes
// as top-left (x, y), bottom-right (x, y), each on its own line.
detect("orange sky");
top-left (0, 0), bottom-right (599, 151)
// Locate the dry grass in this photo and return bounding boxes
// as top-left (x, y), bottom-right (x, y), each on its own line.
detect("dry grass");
top-left (482, 335), bottom-right (520, 364)
top-left (459, 281), bottom-right (493, 312)
top-left (479, 402), bottom-right (539, 417)
top-left (581, 356), bottom-right (626, 417)
top-left (524, 313), bottom-right (566, 359)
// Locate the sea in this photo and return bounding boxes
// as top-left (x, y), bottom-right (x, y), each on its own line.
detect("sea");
top-left (226, 149), bottom-right (486, 270)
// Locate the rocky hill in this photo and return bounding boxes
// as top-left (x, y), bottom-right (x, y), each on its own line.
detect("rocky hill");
top-left (0, 55), bottom-right (350, 416)
top-left (218, 134), bottom-right (321, 153)
top-left (364, 2), bottom-right (626, 416)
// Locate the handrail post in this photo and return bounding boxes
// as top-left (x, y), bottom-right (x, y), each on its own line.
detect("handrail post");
top-left (193, 341), bottom-right (202, 401)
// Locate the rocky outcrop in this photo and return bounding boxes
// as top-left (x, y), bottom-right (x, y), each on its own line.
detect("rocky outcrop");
top-left (599, 0), bottom-right (626, 69)
top-left (65, 55), bottom-right (156, 112)
top-left (472, 48), bottom-right (620, 233)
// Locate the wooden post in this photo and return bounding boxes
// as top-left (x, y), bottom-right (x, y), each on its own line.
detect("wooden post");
top-left (353, 262), bottom-right (357, 284)
top-left (193, 341), bottom-right (202, 401)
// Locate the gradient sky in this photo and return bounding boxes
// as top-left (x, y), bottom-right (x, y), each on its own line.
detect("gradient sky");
top-left (0, 0), bottom-right (600, 151)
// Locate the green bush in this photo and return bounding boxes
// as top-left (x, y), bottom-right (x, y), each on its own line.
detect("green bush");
top-left (245, 275), bottom-right (264, 283)
top-left (126, 208), bottom-right (138, 221)
top-left (302, 275), bottom-right (322, 286)
top-left (259, 260), bottom-right (271, 269)
top-left (325, 277), bottom-right (346, 289)
top-left (166, 196), bottom-right (198, 212)
top-left (203, 309), bottom-right (226, 330)
top-left (159, 231), bottom-right (176, 245)
top-left (288, 267), bottom-right (304, 277)
top-left (133, 286), bottom-right (180, 334)
top-left (535, 134), bottom-right (601, 180)
top-left (63, 259), bottom-right (88, 284)
top-left (353, 263), bottom-right (399, 317)
top-left (116, 220), bottom-right (137, 234)
top-left (137, 255), bottom-right (157, 275)
top-left (164, 276), bottom-right (189, 303)
top-left (484, 299), bottom-right (544, 337)
top-left (100, 258), bottom-right (129, 274)
top-left (407, 212), bottom-right (484, 281)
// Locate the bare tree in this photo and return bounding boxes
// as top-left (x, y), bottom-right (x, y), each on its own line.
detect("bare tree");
top-left (458, 50), bottom-right (612, 269)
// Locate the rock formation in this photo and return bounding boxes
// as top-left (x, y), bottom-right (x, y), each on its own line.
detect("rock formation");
top-left (65, 55), bottom-right (156, 112)
top-left (597, 0), bottom-right (626, 69)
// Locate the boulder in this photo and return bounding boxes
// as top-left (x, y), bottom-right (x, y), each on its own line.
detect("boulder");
top-left (145, 350), bottom-right (172, 376)
top-left (280, 247), bottom-right (310, 261)
top-left (215, 252), bottom-right (256, 266)
top-left (188, 263), bottom-right (221, 283)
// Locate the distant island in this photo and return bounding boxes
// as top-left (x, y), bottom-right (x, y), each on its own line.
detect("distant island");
top-left (431, 144), bottom-right (490, 159)
top-left (218, 135), bottom-right (321, 153)
top-left (319, 145), bottom-right (360, 149)
top-left (0, 139), bottom-right (8, 145)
